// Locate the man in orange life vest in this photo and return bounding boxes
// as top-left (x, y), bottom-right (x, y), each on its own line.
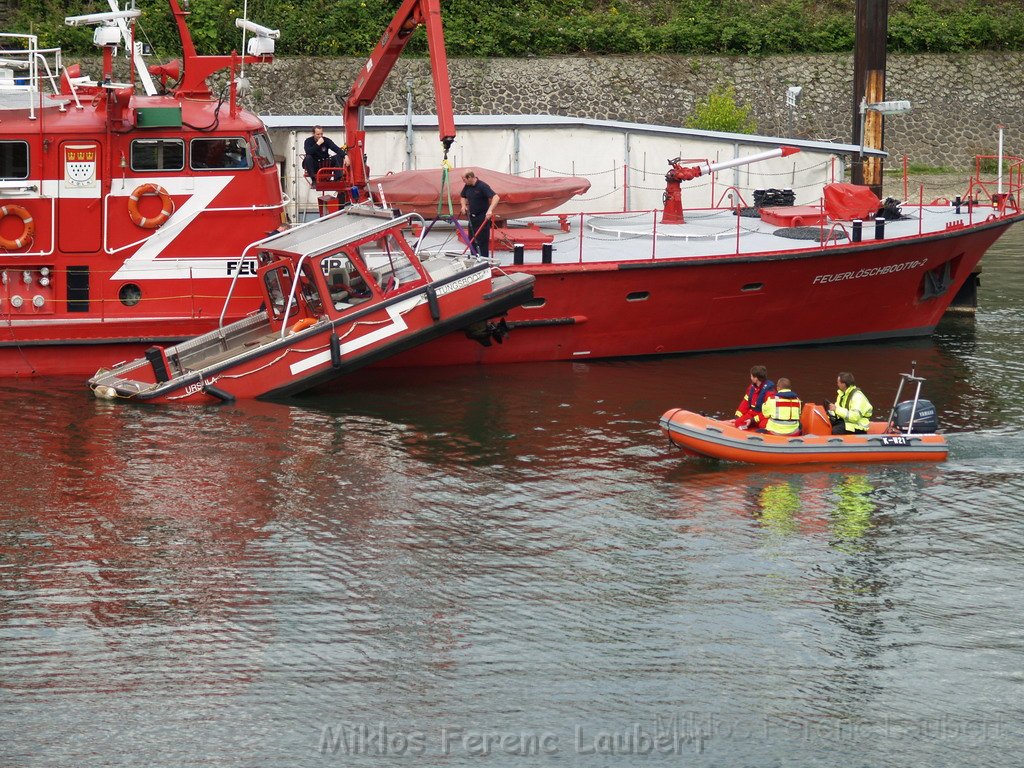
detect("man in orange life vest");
top-left (734, 365), bottom-right (775, 429)
top-left (760, 377), bottom-right (803, 436)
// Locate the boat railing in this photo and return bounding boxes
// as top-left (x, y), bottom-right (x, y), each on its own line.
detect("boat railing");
top-left (278, 251), bottom-right (319, 336)
top-left (102, 192), bottom-right (291, 257)
top-left (498, 171), bottom-right (1024, 265)
top-left (884, 362), bottom-right (926, 434)
top-left (963, 155), bottom-right (1024, 216)
top-left (0, 34), bottom-right (70, 118)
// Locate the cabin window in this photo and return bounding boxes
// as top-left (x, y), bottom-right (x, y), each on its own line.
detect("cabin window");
top-left (0, 141), bottom-right (29, 179)
top-left (358, 233), bottom-right (420, 291)
top-left (191, 137), bottom-right (250, 170)
top-left (264, 266), bottom-right (293, 319)
top-left (131, 139), bottom-right (184, 172)
top-left (298, 262), bottom-right (324, 315)
top-left (252, 131), bottom-right (276, 169)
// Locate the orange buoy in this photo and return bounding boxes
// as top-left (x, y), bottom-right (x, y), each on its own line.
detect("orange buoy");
top-left (128, 183), bottom-right (174, 229)
top-left (0, 204), bottom-right (34, 249)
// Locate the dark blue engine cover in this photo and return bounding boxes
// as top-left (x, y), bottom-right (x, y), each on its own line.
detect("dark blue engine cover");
top-left (894, 399), bottom-right (939, 433)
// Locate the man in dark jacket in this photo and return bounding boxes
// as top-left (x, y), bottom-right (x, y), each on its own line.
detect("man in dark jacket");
top-left (459, 170), bottom-right (500, 259)
top-left (303, 126), bottom-right (347, 188)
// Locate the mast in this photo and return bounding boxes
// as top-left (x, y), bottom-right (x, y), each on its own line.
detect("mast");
top-left (851, 0), bottom-right (889, 197)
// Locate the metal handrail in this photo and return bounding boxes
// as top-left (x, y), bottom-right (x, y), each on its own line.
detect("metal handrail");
top-left (884, 361), bottom-right (926, 434)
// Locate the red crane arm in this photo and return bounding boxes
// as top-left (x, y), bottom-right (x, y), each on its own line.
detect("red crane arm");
top-left (345, 0), bottom-right (456, 192)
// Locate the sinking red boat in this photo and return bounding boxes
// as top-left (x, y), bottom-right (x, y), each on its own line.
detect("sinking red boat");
top-left (88, 208), bottom-right (533, 403)
top-left (369, 166), bottom-right (591, 219)
top-left (659, 368), bottom-right (949, 464)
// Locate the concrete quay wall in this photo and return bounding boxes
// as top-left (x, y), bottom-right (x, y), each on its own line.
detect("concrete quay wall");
top-left (244, 52), bottom-right (1022, 170)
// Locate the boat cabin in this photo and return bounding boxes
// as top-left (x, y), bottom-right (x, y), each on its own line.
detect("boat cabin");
top-left (250, 209), bottom-right (430, 335)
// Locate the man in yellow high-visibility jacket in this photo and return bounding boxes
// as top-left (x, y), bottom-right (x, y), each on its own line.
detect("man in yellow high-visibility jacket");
top-left (762, 377), bottom-right (802, 436)
top-left (827, 371), bottom-right (873, 434)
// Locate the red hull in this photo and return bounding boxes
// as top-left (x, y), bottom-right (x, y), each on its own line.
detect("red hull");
top-left (376, 217), bottom-right (1017, 366)
top-left (4, 211), bottom-right (1019, 375)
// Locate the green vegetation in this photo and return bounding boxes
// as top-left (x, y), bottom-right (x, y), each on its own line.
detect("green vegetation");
top-left (685, 85), bottom-right (758, 134)
top-left (10, 0), bottom-right (1024, 57)
top-left (900, 163), bottom-right (957, 174)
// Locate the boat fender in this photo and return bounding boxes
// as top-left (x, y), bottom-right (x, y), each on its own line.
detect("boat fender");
top-left (0, 204), bottom-right (35, 249)
top-left (203, 384), bottom-right (235, 403)
top-left (145, 345), bottom-right (172, 383)
top-left (426, 284), bottom-right (441, 321)
top-left (290, 317), bottom-right (318, 334)
top-left (92, 384), bottom-right (118, 400)
top-left (330, 332), bottom-right (342, 368)
top-left (128, 184), bottom-right (174, 229)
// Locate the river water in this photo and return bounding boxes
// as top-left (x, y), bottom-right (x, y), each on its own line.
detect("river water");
top-left (2, 225), bottom-right (1023, 767)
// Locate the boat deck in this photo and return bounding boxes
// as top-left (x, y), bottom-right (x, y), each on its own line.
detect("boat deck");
top-left (413, 201), bottom-right (1011, 266)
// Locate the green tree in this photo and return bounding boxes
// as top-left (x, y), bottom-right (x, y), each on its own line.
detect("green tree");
top-left (685, 84), bottom-right (757, 134)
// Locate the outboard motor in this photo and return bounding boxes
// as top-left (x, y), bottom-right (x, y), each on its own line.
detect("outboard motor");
top-left (885, 361), bottom-right (940, 434)
top-left (893, 399), bottom-right (939, 434)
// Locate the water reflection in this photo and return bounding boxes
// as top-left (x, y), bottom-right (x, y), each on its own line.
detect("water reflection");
top-left (830, 475), bottom-right (877, 545)
top-left (756, 482), bottom-right (802, 535)
top-left (0, 226), bottom-right (1020, 767)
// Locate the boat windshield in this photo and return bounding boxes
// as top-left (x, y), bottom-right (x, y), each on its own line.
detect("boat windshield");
top-left (297, 261), bottom-right (325, 315)
top-left (358, 232), bottom-right (423, 290)
top-left (263, 265), bottom-right (293, 319)
top-left (252, 132), bottom-right (276, 169)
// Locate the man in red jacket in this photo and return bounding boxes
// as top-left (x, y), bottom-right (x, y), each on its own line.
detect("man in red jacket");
top-left (734, 365), bottom-right (776, 429)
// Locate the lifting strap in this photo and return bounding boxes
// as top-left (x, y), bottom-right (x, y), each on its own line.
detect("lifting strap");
top-left (436, 158), bottom-right (455, 218)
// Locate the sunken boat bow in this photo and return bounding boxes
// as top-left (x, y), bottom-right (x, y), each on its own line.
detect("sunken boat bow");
top-left (88, 208), bottom-right (534, 403)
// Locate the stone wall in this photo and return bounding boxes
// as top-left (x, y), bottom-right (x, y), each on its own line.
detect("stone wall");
top-left (244, 52), bottom-right (1023, 170)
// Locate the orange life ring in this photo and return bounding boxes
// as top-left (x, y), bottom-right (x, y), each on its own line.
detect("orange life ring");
top-left (289, 317), bottom-right (318, 334)
top-left (127, 183), bottom-right (174, 229)
top-left (0, 204), bottom-right (34, 250)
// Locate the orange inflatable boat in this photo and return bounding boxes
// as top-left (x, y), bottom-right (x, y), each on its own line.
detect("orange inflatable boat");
top-left (659, 405), bottom-right (948, 464)
top-left (658, 367), bottom-right (948, 464)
